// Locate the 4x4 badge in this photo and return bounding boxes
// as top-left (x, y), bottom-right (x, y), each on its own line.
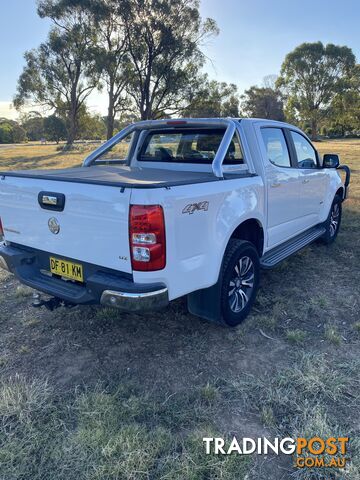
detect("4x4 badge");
top-left (182, 201), bottom-right (209, 215)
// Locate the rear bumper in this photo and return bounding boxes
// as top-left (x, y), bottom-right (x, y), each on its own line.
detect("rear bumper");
top-left (0, 243), bottom-right (168, 312)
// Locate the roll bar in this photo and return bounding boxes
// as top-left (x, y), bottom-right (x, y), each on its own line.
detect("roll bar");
top-left (82, 118), bottom-right (239, 179)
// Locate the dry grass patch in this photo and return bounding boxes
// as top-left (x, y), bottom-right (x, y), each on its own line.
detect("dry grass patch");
top-left (324, 324), bottom-right (342, 345)
top-left (0, 377), bottom-right (250, 480)
top-left (0, 143), bottom-right (94, 171)
top-left (226, 352), bottom-right (359, 479)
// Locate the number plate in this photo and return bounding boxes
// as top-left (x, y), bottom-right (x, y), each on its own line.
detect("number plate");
top-left (50, 257), bottom-right (84, 282)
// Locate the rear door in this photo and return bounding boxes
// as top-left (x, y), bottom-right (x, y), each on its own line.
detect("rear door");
top-left (0, 177), bottom-right (132, 273)
top-left (257, 126), bottom-right (302, 248)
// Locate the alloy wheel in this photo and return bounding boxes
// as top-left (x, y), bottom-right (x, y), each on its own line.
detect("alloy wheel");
top-left (228, 255), bottom-right (255, 313)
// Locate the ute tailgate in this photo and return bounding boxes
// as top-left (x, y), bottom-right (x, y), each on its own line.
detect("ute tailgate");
top-left (0, 176), bottom-right (132, 274)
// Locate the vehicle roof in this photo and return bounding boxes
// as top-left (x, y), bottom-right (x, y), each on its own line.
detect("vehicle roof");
top-left (131, 117), bottom-right (301, 130)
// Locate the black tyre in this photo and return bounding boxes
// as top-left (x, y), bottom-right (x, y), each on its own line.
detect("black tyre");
top-left (220, 239), bottom-right (260, 327)
top-left (320, 195), bottom-right (342, 245)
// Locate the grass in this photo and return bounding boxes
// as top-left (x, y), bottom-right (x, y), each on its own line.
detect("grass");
top-left (0, 376), bottom-right (250, 480)
top-left (14, 285), bottom-right (33, 298)
top-left (285, 328), bottom-right (307, 344)
top-left (354, 322), bottom-right (360, 333)
top-left (324, 324), bottom-right (342, 345)
top-left (0, 142), bottom-right (94, 171)
top-left (18, 345), bottom-right (30, 354)
top-left (227, 352), bottom-right (360, 479)
top-left (0, 139), bottom-right (359, 478)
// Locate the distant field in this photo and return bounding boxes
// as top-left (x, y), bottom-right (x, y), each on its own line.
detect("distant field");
top-left (0, 139), bottom-right (359, 479)
top-left (0, 142), bottom-right (95, 171)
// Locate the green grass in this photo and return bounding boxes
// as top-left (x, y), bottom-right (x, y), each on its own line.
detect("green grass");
top-left (285, 329), bottom-right (307, 344)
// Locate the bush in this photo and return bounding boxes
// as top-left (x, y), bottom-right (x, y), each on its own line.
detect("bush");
top-left (0, 121), bottom-right (26, 144)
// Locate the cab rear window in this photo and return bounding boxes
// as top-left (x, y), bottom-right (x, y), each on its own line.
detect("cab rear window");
top-left (138, 128), bottom-right (244, 165)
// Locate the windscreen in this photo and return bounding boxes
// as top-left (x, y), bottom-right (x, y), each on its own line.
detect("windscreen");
top-left (138, 128), bottom-right (244, 165)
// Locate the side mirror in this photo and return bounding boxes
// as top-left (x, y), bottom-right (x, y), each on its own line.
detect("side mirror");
top-left (323, 154), bottom-right (340, 168)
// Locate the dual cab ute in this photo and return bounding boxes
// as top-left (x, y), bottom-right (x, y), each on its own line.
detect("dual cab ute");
top-left (0, 118), bottom-right (350, 326)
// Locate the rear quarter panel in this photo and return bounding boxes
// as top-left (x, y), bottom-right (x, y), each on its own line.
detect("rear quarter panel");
top-left (131, 176), bottom-right (265, 300)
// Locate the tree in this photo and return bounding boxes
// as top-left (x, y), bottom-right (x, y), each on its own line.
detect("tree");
top-left (329, 64), bottom-right (360, 135)
top-left (277, 42), bottom-right (355, 139)
top-left (44, 115), bottom-right (67, 142)
top-left (241, 85), bottom-right (284, 121)
top-left (11, 124), bottom-right (27, 143)
top-left (0, 119), bottom-right (26, 144)
top-left (183, 76), bottom-right (240, 117)
top-left (0, 122), bottom-right (14, 144)
top-left (262, 74), bottom-right (278, 90)
top-left (77, 110), bottom-right (107, 140)
top-left (21, 112), bottom-right (45, 141)
top-left (14, 0), bottom-right (99, 147)
top-left (122, 0), bottom-right (218, 120)
top-left (85, 0), bottom-right (131, 139)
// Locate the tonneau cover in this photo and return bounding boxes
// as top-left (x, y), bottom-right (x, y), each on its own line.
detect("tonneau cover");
top-left (0, 165), bottom-right (219, 188)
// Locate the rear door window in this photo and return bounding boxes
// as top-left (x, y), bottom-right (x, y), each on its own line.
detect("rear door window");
top-left (139, 129), bottom-right (244, 165)
top-left (260, 128), bottom-right (291, 168)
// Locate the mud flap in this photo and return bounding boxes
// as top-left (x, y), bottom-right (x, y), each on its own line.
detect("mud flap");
top-left (187, 277), bottom-right (223, 324)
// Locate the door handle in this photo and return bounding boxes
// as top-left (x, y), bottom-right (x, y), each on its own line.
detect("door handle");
top-left (270, 182), bottom-right (281, 188)
top-left (302, 178), bottom-right (310, 184)
top-left (38, 191), bottom-right (66, 211)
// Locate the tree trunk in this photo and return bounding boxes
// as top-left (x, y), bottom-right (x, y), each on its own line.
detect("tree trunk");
top-left (310, 118), bottom-right (318, 140)
top-left (66, 90), bottom-right (78, 148)
top-left (107, 88), bottom-right (115, 140)
top-left (66, 112), bottom-right (77, 147)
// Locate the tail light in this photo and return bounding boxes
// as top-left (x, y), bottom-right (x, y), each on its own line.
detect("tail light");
top-left (129, 205), bottom-right (166, 271)
top-left (0, 218), bottom-right (3, 239)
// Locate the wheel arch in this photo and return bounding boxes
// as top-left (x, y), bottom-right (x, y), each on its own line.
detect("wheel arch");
top-left (228, 218), bottom-right (265, 256)
top-left (336, 186), bottom-right (345, 200)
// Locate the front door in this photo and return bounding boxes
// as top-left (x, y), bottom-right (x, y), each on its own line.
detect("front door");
top-left (289, 130), bottom-right (328, 230)
top-left (257, 126), bottom-right (302, 248)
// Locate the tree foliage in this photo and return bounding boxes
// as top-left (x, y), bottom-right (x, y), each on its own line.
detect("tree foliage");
top-left (0, 119), bottom-right (26, 144)
top-left (328, 64), bottom-right (360, 135)
top-left (122, 0), bottom-right (218, 120)
top-left (277, 42), bottom-right (355, 138)
top-left (20, 112), bottom-right (45, 141)
top-left (43, 115), bottom-right (67, 142)
top-left (82, 0), bottom-right (131, 139)
top-left (241, 85), bottom-right (284, 121)
top-left (13, 2), bottom-right (360, 142)
top-left (14, 0), bottom-right (100, 146)
top-left (77, 109), bottom-right (107, 140)
top-left (183, 76), bottom-right (239, 117)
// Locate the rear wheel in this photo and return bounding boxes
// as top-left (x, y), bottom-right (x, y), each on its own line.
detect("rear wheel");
top-left (321, 195), bottom-right (342, 245)
top-left (220, 240), bottom-right (260, 327)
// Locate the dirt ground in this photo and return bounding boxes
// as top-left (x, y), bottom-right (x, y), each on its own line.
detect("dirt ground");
top-left (0, 140), bottom-right (359, 479)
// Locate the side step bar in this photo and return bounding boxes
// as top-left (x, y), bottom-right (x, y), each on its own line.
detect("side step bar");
top-left (260, 226), bottom-right (326, 269)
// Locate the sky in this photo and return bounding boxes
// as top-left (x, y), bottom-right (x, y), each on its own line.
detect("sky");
top-left (1, 0), bottom-right (360, 119)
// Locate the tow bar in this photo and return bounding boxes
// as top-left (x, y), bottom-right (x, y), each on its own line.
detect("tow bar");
top-left (32, 292), bottom-right (75, 311)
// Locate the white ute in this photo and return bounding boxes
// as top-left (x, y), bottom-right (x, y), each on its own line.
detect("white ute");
top-left (0, 118), bottom-right (350, 326)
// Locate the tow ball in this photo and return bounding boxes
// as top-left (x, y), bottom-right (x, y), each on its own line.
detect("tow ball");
top-left (32, 292), bottom-right (75, 311)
